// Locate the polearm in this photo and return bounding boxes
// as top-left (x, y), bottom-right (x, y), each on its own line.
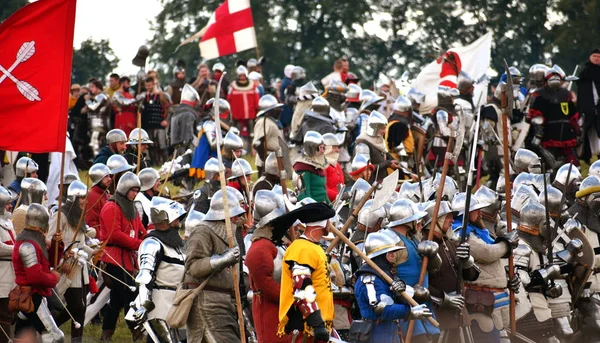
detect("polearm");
top-left (54, 148), bottom-right (67, 268)
top-left (327, 223), bottom-right (439, 327)
top-left (406, 134), bottom-right (455, 343)
top-left (456, 94), bottom-right (483, 330)
top-left (325, 182), bottom-right (378, 254)
top-left (501, 59), bottom-right (517, 336)
top-left (567, 65), bottom-right (579, 91)
top-left (213, 72), bottom-right (246, 342)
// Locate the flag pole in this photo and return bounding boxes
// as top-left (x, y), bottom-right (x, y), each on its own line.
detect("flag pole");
top-left (53, 145), bottom-right (67, 267)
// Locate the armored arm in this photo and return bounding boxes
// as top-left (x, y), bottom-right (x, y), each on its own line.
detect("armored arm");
top-left (362, 274), bottom-right (411, 320)
top-left (86, 94), bottom-right (107, 111)
top-left (530, 116), bottom-right (544, 147)
top-left (469, 233), bottom-right (510, 264)
top-left (436, 110), bottom-right (453, 138)
top-left (417, 240), bottom-right (442, 273)
top-left (19, 242), bottom-right (59, 288)
top-left (288, 261), bottom-right (329, 340)
top-left (112, 91), bottom-right (137, 107)
top-left (513, 244), bottom-right (533, 286)
top-left (135, 238), bottom-right (162, 311)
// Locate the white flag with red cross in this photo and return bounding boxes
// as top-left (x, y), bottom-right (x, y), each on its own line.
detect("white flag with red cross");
top-left (199, 0), bottom-right (257, 60)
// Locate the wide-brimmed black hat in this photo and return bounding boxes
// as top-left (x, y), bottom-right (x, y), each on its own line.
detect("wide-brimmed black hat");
top-left (271, 202), bottom-right (335, 243)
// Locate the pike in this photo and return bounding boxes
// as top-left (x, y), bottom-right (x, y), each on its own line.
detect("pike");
top-left (276, 137), bottom-right (296, 240)
top-left (325, 170), bottom-right (399, 254)
top-left (327, 222), bottom-right (439, 327)
top-left (457, 90), bottom-right (482, 297)
top-left (406, 132), bottom-right (455, 343)
top-left (212, 72), bottom-right (246, 342)
top-left (501, 59), bottom-right (517, 337)
top-left (541, 159), bottom-right (555, 264)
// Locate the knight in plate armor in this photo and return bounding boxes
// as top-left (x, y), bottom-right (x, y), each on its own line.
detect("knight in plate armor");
top-left (126, 197), bottom-right (186, 343)
top-left (13, 204), bottom-right (66, 343)
top-left (253, 94), bottom-right (285, 176)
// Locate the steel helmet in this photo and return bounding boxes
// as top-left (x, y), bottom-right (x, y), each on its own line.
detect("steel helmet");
top-left (138, 168), bottom-right (160, 192)
top-left (116, 172), bottom-right (141, 195)
top-left (107, 155), bottom-right (134, 175)
top-left (256, 94), bottom-right (283, 117)
top-left (387, 199), bottom-right (427, 227)
top-left (364, 231), bottom-right (404, 259)
top-left (204, 188), bottom-right (246, 221)
top-left (392, 95), bottom-right (412, 113)
top-left (66, 180), bottom-right (87, 203)
top-left (228, 159), bottom-right (257, 181)
top-left (89, 164), bottom-right (111, 186)
top-left (254, 189), bottom-right (286, 228)
top-left (365, 111), bottom-right (388, 137)
top-left (106, 129), bottom-right (128, 144)
top-left (150, 196), bottom-right (186, 224)
top-left (15, 157), bottom-right (39, 178)
top-left (127, 128), bottom-right (153, 145)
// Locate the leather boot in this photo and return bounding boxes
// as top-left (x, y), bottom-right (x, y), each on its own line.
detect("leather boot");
top-left (100, 329), bottom-right (114, 342)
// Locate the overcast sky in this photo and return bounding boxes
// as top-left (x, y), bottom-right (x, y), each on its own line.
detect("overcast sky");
top-left (73, 0), bottom-right (163, 77)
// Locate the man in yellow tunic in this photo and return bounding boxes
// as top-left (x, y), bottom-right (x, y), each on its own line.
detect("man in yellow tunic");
top-left (275, 202), bottom-right (336, 343)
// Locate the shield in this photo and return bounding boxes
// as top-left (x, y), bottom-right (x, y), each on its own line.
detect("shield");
top-left (568, 227), bottom-right (596, 303)
top-left (277, 137), bottom-right (293, 180)
top-left (370, 170), bottom-right (399, 211)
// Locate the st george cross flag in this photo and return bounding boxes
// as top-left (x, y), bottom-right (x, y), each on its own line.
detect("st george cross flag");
top-left (199, 0), bottom-right (257, 60)
top-left (0, 0), bottom-right (77, 153)
top-left (412, 32), bottom-right (493, 114)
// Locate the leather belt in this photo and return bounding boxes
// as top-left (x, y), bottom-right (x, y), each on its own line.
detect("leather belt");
top-left (465, 284), bottom-right (505, 293)
top-left (154, 285), bottom-right (176, 291)
top-left (185, 283), bottom-right (235, 296)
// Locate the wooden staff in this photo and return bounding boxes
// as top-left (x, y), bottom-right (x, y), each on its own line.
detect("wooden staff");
top-left (213, 72), bottom-right (246, 342)
top-left (405, 135), bottom-right (454, 343)
top-left (328, 223), bottom-right (439, 327)
top-left (158, 149), bottom-right (178, 197)
top-left (500, 82), bottom-right (517, 336)
top-left (325, 181), bottom-right (379, 254)
top-left (136, 113), bottom-right (142, 174)
top-left (54, 148), bottom-right (67, 268)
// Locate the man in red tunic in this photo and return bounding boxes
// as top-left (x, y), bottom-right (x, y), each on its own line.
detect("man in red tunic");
top-left (227, 65), bottom-right (260, 142)
top-left (245, 190), bottom-right (291, 343)
top-left (13, 204), bottom-right (66, 342)
top-left (322, 133), bottom-right (345, 203)
top-left (99, 172), bottom-right (147, 341)
top-left (85, 164), bottom-right (112, 235)
top-left (112, 77), bottom-right (138, 137)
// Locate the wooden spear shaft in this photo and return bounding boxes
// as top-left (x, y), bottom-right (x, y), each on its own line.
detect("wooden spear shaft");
top-left (405, 135), bottom-right (454, 343)
top-left (501, 87), bottom-right (517, 337)
top-left (54, 149), bottom-right (67, 268)
top-left (325, 181), bottom-right (379, 254)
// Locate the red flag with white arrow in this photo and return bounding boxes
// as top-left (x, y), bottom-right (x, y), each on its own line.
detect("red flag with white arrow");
top-left (0, 0), bottom-right (77, 153)
top-left (199, 0), bottom-right (257, 60)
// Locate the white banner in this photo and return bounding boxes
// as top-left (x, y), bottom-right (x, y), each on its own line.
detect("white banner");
top-left (412, 32), bottom-right (493, 114)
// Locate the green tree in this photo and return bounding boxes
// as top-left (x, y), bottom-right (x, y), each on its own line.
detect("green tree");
top-left (0, 0), bottom-right (28, 23)
top-left (551, 0), bottom-right (600, 74)
top-left (71, 38), bottom-right (119, 84)
top-left (148, 0), bottom-right (417, 86)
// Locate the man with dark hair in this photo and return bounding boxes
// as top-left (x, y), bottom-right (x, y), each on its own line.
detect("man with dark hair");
top-left (106, 73), bottom-right (120, 98)
top-left (138, 77), bottom-right (169, 164)
top-left (112, 77), bottom-right (138, 137)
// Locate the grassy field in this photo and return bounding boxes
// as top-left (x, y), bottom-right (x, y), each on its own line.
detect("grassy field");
top-left (60, 313), bottom-right (133, 342)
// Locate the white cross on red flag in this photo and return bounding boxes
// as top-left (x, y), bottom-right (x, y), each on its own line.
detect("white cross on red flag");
top-left (199, 0), bottom-right (257, 60)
